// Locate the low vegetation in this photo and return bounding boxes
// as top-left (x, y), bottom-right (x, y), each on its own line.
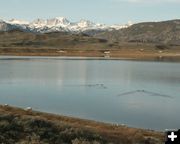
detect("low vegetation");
top-left (0, 105), bottom-right (164, 144)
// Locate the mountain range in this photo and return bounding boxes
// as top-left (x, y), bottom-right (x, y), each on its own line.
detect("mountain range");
top-left (0, 18), bottom-right (180, 45)
top-left (0, 17), bottom-right (132, 33)
top-left (0, 18), bottom-right (180, 60)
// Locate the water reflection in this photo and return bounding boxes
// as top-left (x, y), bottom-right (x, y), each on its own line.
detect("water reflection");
top-left (0, 57), bottom-right (180, 130)
top-left (118, 90), bottom-right (173, 99)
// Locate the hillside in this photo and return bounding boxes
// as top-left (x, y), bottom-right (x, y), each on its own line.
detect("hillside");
top-left (0, 30), bottom-right (111, 49)
top-left (0, 26), bottom-right (180, 61)
top-left (95, 20), bottom-right (180, 45)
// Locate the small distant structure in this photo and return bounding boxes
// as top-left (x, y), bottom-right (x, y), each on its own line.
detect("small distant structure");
top-left (25, 107), bottom-right (32, 111)
top-left (158, 50), bottom-right (163, 53)
top-left (57, 50), bottom-right (66, 53)
top-left (104, 51), bottom-right (110, 54)
top-left (104, 51), bottom-right (110, 58)
top-left (140, 49), bottom-right (144, 52)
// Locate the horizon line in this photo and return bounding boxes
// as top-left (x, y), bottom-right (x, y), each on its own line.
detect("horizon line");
top-left (1, 16), bottom-right (180, 25)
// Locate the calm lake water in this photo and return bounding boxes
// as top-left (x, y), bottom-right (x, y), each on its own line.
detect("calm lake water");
top-left (0, 56), bottom-right (180, 131)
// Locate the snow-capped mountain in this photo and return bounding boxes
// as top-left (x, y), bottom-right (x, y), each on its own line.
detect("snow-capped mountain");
top-left (8, 19), bottom-right (29, 25)
top-left (0, 17), bottom-right (132, 33)
top-left (29, 17), bottom-right (71, 28)
top-left (0, 20), bottom-right (23, 32)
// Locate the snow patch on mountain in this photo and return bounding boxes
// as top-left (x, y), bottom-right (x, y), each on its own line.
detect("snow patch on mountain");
top-left (1, 17), bottom-right (133, 33)
top-left (7, 19), bottom-right (29, 25)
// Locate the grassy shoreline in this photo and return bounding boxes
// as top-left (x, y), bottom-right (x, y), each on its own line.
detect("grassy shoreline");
top-left (1, 48), bottom-right (180, 62)
top-left (0, 105), bottom-right (164, 144)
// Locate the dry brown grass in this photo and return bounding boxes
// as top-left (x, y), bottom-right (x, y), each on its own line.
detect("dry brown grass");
top-left (0, 105), bottom-right (164, 144)
top-left (0, 30), bottom-right (180, 61)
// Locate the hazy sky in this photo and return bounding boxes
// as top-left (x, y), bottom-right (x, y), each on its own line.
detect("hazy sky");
top-left (0, 0), bottom-right (180, 24)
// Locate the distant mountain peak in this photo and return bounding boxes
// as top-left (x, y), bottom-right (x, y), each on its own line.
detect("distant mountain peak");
top-left (1, 17), bottom-right (132, 33)
top-left (30, 19), bottom-right (47, 27)
top-left (54, 17), bottom-right (69, 22)
top-left (77, 19), bottom-right (95, 28)
top-left (8, 19), bottom-right (29, 25)
top-left (50, 17), bottom-right (70, 26)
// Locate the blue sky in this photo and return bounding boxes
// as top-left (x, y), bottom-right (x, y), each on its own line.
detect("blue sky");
top-left (0, 0), bottom-right (180, 24)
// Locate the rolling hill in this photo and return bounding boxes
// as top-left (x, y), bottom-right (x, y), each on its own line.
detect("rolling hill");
top-left (95, 19), bottom-right (180, 45)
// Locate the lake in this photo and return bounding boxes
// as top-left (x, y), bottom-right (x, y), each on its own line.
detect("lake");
top-left (0, 56), bottom-right (180, 131)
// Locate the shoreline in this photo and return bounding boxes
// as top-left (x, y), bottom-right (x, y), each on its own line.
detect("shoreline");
top-left (0, 105), bottom-right (164, 144)
top-left (0, 53), bottom-right (180, 62)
